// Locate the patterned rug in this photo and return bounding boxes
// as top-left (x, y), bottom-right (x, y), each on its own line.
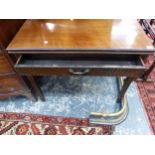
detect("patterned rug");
top-left (136, 20), bottom-right (155, 134)
top-left (137, 55), bottom-right (155, 134)
top-left (0, 112), bottom-right (113, 135)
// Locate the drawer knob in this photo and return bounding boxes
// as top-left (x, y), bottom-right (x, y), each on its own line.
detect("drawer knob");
top-left (68, 68), bottom-right (90, 75)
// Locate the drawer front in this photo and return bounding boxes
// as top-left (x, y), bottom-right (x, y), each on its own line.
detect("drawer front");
top-left (15, 67), bottom-right (146, 77)
top-left (0, 75), bottom-right (24, 94)
top-left (0, 53), bottom-right (14, 75)
top-left (15, 55), bottom-right (146, 78)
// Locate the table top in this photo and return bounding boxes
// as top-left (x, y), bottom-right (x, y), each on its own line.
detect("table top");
top-left (7, 19), bottom-right (154, 53)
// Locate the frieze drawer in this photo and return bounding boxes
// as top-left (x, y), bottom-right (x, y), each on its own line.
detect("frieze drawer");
top-left (14, 55), bottom-right (146, 77)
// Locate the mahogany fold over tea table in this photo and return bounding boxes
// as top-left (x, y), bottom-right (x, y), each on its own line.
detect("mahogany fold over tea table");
top-left (7, 19), bottom-right (155, 125)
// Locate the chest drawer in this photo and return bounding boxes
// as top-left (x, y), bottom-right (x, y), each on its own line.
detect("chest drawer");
top-left (0, 53), bottom-right (14, 75)
top-left (0, 75), bottom-right (24, 94)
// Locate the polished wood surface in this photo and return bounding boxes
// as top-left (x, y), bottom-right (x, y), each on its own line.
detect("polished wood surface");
top-left (7, 19), bottom-right (154, 51)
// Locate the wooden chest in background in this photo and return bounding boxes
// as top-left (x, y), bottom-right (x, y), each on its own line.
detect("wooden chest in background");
top-left (0, 20), bottom-right (34, 101)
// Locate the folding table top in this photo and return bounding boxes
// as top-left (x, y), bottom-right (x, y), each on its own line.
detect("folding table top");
top-left (7, 19), bottom-right (154, 53)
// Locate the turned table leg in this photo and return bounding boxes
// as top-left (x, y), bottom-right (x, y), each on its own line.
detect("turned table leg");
top-left (117, 77), bottom-right (134, 103)
top-left (27, 76), bottom-right (45, 101)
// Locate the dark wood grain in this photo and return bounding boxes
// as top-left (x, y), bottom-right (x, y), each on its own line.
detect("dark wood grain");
top-left (0, 75), bottom-right (27, 94)
top-left (0, 20), bottom-right (25, 48)
top-left (0, 19), bottom-right (35, 101)
top-left (0, 53), bottom-right (14, 75)
top-left (14, 54), bottom-right (146, 77)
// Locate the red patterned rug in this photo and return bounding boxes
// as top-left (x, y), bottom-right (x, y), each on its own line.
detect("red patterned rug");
top-left (137, 55), bottom-right (155, 134)
top-left (0, 112), bottom-right (113, 135)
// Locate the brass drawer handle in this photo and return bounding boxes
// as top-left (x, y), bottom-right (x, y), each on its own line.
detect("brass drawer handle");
top-left (68, 68), bottom-right (90, 75)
